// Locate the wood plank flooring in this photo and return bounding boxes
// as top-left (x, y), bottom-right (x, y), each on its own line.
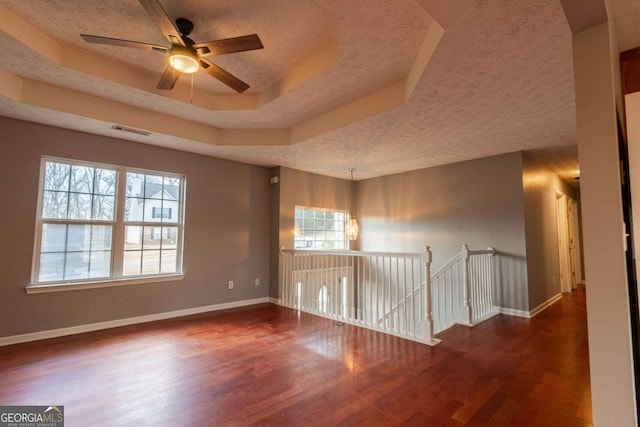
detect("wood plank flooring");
top-left (0, 290), bottom-right (592, 426)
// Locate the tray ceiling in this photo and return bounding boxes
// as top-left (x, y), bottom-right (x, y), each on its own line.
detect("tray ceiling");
top-left (0, 0), bottom-right (634, 181)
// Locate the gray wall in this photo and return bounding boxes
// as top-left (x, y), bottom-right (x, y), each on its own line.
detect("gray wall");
top-left (356, 152), bottom-right (530, 311)
top-left (522, 153), bottom-right (578, 309)
top-left (2, 116), bottom-right (581, 337)
top-left (0, 117), bottom-right (271, 337)
top-left (270, 167), bottom-right (353, 297)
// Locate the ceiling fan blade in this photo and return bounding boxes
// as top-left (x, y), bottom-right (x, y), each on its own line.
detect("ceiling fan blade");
top-left (200, 58), bottom-right (249, 93)
top-left (138, 0), bottom-right (186, 46)
top-left (81, 34), bottom-right (168, 53)
top-left (156, 66), bottom-right (180, 90)
top-left (193, 34), bottom-right (264, 57)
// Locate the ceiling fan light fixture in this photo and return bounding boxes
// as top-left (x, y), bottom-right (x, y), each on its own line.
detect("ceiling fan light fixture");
top-left (169, 46), bottom-right (199, 73)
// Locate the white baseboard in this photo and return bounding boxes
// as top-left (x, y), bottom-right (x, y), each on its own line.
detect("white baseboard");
top-left (0, 297), bottom-right (270, 347)
top-left (529, 293), bottom-right (562, 318)
top-left (269, 297), bottom-right (279, 304)
top-left (498, 293), bottom-right (563, 319)
top-left (499, 307), bottom-right (531, 318)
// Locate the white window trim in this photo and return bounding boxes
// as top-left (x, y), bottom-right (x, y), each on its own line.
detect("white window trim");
top-left (294, 205), bottom-right (349, 251)
top-left (29, 156), bottom-right (186, 290)
top-left (25, 274), bottom-right (185, 294)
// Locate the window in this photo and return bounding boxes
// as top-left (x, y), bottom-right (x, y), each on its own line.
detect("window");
top-left (32, 158), bottom-right (185, 287)
top-left (152, 207), bottom-right (172, 219)
top-left (294, 206), bottom-right (347, 250)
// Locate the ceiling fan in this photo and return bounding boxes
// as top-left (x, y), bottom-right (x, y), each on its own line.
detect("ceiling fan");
top-left (80, 0), bottom-right (263, 93)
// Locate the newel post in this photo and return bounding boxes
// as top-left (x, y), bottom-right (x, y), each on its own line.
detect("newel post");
top-left (423, 246), bottom-right (435, 343)
top-left (279, 246), bottom-right (286, 304)
top-left (461, 244), bottom-right (473, 325)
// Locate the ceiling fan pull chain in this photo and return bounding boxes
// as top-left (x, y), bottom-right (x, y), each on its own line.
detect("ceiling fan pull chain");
top-left (190, 73), bottom-right (194, 104)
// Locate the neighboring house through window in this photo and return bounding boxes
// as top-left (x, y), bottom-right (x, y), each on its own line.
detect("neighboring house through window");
top-left (32, 157), bottom-right (185, 287)
top-left (152, 207), bottom-right (172, 219)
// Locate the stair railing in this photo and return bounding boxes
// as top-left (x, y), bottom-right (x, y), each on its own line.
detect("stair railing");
top-left (279, 247), bottom-right (439, 345)
top-left (278, 244), bottom-right (498, 345)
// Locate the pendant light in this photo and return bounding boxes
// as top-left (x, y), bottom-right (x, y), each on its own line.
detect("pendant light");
top-left (345, 168), bottom-right (359, 241)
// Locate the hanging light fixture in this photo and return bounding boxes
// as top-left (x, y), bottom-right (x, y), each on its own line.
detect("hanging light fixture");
top-left (345, 168), bottom-right (359, 241)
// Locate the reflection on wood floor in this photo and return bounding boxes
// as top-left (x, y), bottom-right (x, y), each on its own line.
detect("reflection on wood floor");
top-left (0, 289), bottom-right (591, 426)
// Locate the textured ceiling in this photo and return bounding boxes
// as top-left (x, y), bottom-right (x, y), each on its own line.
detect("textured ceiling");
top-left (0, 0), bottom-right (635, 181)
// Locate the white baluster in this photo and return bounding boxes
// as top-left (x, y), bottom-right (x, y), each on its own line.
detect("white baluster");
top-left (461, 244), bottom-right (472, 325)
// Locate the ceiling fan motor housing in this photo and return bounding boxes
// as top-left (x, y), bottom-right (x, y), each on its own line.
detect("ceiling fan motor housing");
top-left (175, 18), bottom-right (194, 36)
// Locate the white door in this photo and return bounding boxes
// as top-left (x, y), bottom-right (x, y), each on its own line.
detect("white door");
top-left (567, 199), bottom-right (581, 288)
top-left (556, 193), bottom-right (573, 292)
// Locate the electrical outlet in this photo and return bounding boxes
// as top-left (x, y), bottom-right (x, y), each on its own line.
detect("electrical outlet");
top-left (255, 278), bottom-right (260, 287)
top-left (228, 280), bottom-right (234, 290)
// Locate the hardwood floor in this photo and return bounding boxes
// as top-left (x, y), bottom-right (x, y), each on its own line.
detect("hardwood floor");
top-left (0, 290), bottom-right (591, 426)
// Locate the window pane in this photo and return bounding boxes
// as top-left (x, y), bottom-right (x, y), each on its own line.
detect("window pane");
top-left (41, 224), bottom-right (67, 253)
top-left (123, 251), bottom-right (142, 276)
top-left (125, 197), bottom-right (144, 221)
top-left (161, 250), bottom-right (177, 273)
top-left (91, 225), bottom-right (112, 251)
top-left (39, 253), bottom-right (65, 282)
top-left (162, 227), bottom-right (178, 249)
top-left (144, 201), bottom-right (163, 223)
top-left (163, 177), bottom-right (179, 200)
top-left (64, 251), bottom-right (89, 280)
top-left (68, 193), bottom-right (92, 220)
top-left (44, 162), bottom-right (70, 191)
top-left (159, 205), bottom-right (177, 224)
top-left (67, 224), bottom-right (91, 252)
top-left (145, 175), bottom-right (163, 199)
top-left (126, 173), bottom-right (145, 197)
top-left (143, 226), bottom-right (160, 249)
top-left (142, 250), bottom-right (160, 274)
top-left (89, 251), bottom-right (111, 278)
top-left (43, 191), bottom-right (68, 219)
top-left (331, 231), bottom-right (344, 241)
top-left (125, 226), bottom-right (142, 250)
top-left (70, 166), bottom-right (94, 193)
top-left (92, 195), bottom-right (115, 220)
top-left (295, 237), bottom-right (312, 248)
top-left (95, 169), bottom-right (116, 195)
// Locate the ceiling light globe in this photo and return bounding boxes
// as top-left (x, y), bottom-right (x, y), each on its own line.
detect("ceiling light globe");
top-left (169, 46), bottom-right (199, 74)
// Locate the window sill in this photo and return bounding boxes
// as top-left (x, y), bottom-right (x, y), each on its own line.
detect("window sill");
top-left (25, 274), bottom-right (185, 294)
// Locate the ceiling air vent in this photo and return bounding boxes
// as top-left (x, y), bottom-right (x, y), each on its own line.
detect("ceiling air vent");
top-left (111, 124), bottom-right (151, 136)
